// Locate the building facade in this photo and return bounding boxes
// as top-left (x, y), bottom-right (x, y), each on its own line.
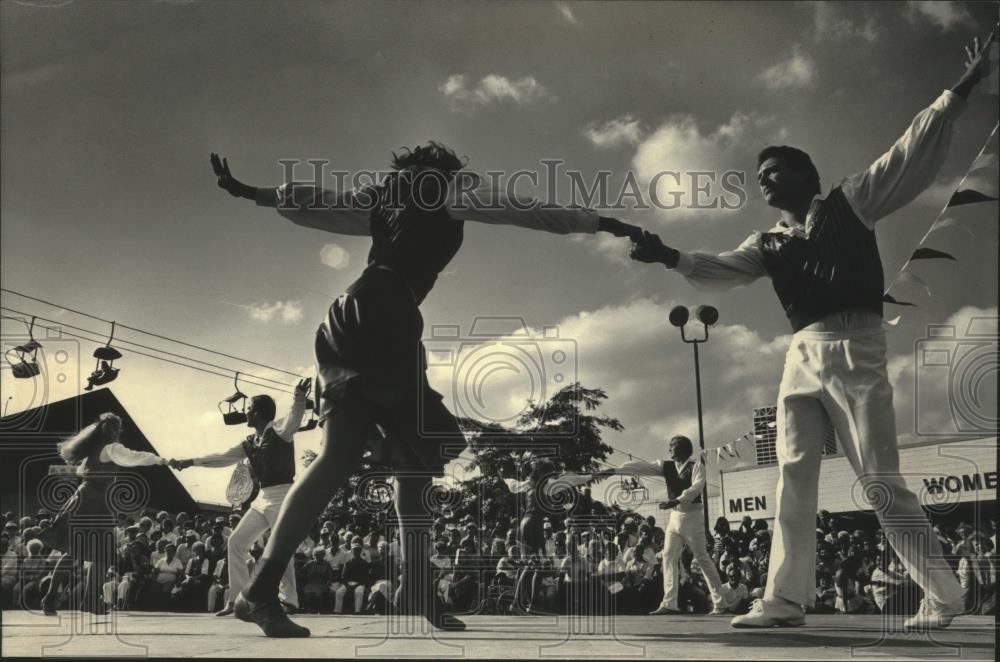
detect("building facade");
top-left (717, 436), bottom-right (997, 526)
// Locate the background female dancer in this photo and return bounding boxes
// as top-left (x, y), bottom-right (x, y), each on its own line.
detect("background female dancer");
top-left (208, 143), bottom-right (641, 637)
top-left (39, 413), bottom-right (170, 616)
top-left (500, 458), bottom-right (609, 614)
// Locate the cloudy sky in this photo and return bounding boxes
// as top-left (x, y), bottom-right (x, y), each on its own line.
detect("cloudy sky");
top-left (2, 1), bottom-right (997, 506)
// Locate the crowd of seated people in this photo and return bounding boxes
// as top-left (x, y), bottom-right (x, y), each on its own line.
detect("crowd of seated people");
top-left (1, 505), bottom-right (995, 618)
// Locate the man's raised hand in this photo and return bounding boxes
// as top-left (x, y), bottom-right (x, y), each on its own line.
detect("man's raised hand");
top-left (295, 378), bottom-right (312, 398)
top-left (952, 25), bottom-right (998, 99)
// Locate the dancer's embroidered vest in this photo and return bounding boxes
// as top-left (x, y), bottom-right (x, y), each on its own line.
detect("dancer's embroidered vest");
top-left (241, 427), bottom-right (295, 489)
top-left (662, 461), bottom-right (702, 504)
top-left (367, 168), bottom-right (465, 305)
top-left (759, 187), bottom-right (884, 332)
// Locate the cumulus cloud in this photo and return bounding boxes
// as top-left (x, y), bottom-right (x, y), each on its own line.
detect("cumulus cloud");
top-left (555, 1), bottom-right (579, 25)
top-left (631, 110), bottom-right (784, 221)
top-left (426, 299), bottom-right (791, 466)
top-left (441, 74), bottom-right (551, 111)
top-left (584, 115), bottom-right (644, 148)
top-left (759, 46), bottom-right (817, 89)
top-left (812, 1), bottom-right (878, 42)
top-left (906, 1), bottom-right (973, 31)
top-left (889, 305), bottom-right (998, 445)
top-left (248, 300), bottom-right (304, 324)
top-left (320, 243), bottom-right (351, 270)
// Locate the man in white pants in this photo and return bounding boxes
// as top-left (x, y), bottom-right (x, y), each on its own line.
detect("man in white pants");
top-left (173, 378), bottom-right (310, 616)
top-left (611, 436), bottom-right (736, 615)
top-left (628, 31), bottom-right (995, 630)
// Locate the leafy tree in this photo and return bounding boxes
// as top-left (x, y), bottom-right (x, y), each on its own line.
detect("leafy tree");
top-left (313, 382), bottom-right (625, 535)
top-left (453, 382), bottom-right (622, 525)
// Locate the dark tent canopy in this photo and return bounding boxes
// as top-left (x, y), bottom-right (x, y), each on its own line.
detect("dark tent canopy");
top-left (0, 389), bottom-right (198, 518)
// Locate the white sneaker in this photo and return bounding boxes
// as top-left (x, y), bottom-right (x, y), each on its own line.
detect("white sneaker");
top-left (902, 598), bottom-right (963, 632)
top-left (709, 603), bottom-right (729, 615)
top-left (730, 599), bottom-right (805, 628)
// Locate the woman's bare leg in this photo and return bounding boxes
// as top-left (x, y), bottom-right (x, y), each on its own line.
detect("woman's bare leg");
top-left (244, 406), bottom-right (370, 602)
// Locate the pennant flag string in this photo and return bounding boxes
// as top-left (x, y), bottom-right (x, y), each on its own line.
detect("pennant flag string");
top-left (884, 122), bottom-right (999, 308)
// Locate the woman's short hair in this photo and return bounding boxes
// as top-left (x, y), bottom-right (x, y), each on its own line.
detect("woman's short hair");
top-left (391, 141), bottom-right (466, 176)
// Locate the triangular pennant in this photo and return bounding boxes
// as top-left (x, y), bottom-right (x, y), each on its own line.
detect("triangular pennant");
top-left (967, 151), bottom-right (999, 174)
top-left (947, 189), bottom-right (998, 207)
top-left (882, 293), bottom-right (917, 307)
top-left (897, 271), bottom-right (932, 297)
top-left (929, 216), bottom-right (975, 237)
top-left (886, 315), bottom-right (902, 326)
top-left (716, 448), bottom-right (724, 462)
top-left (910, 247), bottom-right (957, 261)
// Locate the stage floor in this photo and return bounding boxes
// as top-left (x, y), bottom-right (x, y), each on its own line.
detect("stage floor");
top-left (2, 610), bottom-right (995, 660)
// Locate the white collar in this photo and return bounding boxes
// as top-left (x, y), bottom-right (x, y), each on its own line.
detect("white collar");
top-left (769, 193), bottom-right (825, 236)
top-left (253, 421), bottom-right (276, 442)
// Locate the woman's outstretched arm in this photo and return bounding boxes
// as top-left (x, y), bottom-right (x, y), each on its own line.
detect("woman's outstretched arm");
top-left (210, 153), bottom-right (371, 236)
top-left (445, 173), bottom-right (642, 238)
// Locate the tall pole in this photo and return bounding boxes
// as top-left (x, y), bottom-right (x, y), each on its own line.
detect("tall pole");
top-left (669, 304), bottom-right (717, 541)
top-left (691, 340), bottom-right (711, 537)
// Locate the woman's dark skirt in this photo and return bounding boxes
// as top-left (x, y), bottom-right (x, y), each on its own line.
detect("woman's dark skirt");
top-left (518, 513), bottom-right (546, 555)
top-left (38, 479), bottom-right (116, 563)
top-left (314, 266), bottom-right (464, 477)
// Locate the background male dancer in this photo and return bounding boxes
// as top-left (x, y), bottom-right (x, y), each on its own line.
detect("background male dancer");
top-left (628, 30), bottom-right (995, 630)
top-left (606, 435), bottom-right (736, 615)
top-left (172, 379), bottom-right (310, 617)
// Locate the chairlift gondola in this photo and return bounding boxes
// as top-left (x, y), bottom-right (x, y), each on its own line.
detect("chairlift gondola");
top-left (298, 397), bottom-right (318, 432)
top-left (4, 317), bottom-right (42, 379)
top-left (219, 372), bottom-right (248, 425)
top-left (85, 321), bottom-right (122, 391)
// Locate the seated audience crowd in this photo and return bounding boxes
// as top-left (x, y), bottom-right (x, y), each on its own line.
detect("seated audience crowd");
top-left (1, 504), bottom-right (995, 617)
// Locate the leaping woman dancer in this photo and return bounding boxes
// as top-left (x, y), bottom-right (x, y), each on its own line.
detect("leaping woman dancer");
top-left (209, 143), bottom-right (641, 636)
top-left (39, 413), bottom-right (171, 616)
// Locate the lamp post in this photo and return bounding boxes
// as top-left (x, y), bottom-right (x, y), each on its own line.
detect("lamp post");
top-left (668, 304), bottom-right (718, 536)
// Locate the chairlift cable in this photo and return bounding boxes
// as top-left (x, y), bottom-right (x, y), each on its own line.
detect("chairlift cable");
top-left (1, 288), bottom-right (301, 378)
top-left (0, 315), bottom-right (295, 395)
top-left (0, 306), bottom-right (297, 390)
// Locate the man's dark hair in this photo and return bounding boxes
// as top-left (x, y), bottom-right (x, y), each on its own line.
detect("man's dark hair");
top-left (670, 435), bottom-right (694, 458)
top-left (250, 395), bottom-right (276, 422)
top-left (757, 145), bottom-right (821, 198)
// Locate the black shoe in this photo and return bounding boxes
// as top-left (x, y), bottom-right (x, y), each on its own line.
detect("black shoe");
top-left (234, 592), bottom-right (310, 638)
top-left (41, 598), bottom-right (58, 616)
top-left (428, 610), bottom-right (466, 631)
